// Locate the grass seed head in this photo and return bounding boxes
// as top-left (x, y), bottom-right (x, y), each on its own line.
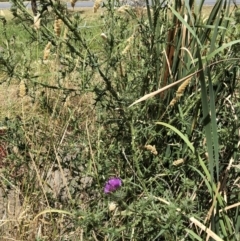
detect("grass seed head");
top-left (144, 145), bottom-right (158, 155)
top-left (19, 80), bottom-right (27, 98)
top-left (173, 159), bottom-right (184, 166)
top-left (169, 77), bottom-right (191, 107)
top-left (176, 77), bottom-right (191, 98)
top-left (169, 98), bottom-right (177, 106)
top-left (54, 18), bottom-right (62, 37)
top-left (94, 0), bottom-right (103, 13)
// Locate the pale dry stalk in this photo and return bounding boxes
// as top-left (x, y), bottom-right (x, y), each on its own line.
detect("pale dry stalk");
top-left (33, 13), bottom-right (41, 30)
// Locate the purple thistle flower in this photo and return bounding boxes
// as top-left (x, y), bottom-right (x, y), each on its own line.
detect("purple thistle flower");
top-left (104, 177), bottom-right (122, 194)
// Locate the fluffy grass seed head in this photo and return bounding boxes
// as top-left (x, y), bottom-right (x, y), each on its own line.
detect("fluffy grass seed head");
top-left (144, 145), bottom-right (158, 155)
top-left (54, 18), bottom-right (62, 37)
top-left (175, 77), bottom-right (191, 98)
top-left (173, 158), bottom-right (184, 166)
top-left (19, 80), bottom-right (27, 98)
top-left (43, 42), bottom-right (52, 60)
top-left (93, 0), bottom-right (103, 13)
top-left (169, 98), bottom-right (177, 106)
top-left (169, 77), bottom-right (191, 107)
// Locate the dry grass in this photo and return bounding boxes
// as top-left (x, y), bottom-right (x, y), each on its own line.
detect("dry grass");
top-left (0, 9), bottom-right (12, 20)
top-left (0, 82), bottom-right (33, 119)
top-left (0, 58), bottom-right (96, 239)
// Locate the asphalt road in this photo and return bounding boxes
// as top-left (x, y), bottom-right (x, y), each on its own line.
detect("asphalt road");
top-left (0, 1), bottom-right (94, 9)
top-left (0, 0), bottom-right (239, 9)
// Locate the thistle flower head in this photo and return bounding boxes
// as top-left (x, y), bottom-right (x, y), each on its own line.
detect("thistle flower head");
top-left (104, 177), bottom-right (122, 194)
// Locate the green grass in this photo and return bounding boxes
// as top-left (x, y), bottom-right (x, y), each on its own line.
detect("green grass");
top-left (0, 1), bottom-right (240, 240)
